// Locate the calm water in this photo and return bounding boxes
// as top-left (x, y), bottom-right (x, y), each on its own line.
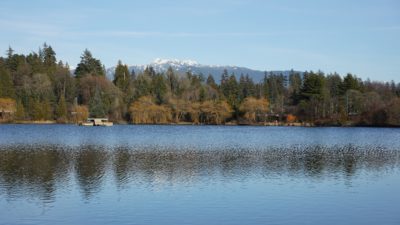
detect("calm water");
top-left (0, 125), bottom-right (400, 225)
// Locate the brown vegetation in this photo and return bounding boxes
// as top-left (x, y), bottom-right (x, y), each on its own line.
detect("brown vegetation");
top-left (0, 98), bottom-right (16, 121)
top-left (1, 44), bottom-right (400, 126)
top-left (239, 97), bottom-right (269, 123)
top-left (70, 105), bottom-right (89, 123)
top-left (129, 96), bottom-right (172, 124)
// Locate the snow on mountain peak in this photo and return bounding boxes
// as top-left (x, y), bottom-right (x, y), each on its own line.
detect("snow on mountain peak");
top-left (106, 59), bottom-right (300, 84)
top-left (152, 58), bottom-right (199, 66)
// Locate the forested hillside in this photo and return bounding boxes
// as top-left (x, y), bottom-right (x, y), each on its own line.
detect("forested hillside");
top-left (1, 44), bottom-right (399, 126)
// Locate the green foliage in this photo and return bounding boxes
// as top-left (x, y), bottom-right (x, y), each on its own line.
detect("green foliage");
top-left (134, 73), bottom-right (152, 99)
top-left (143, 66), bottom-right (156, 78)
top-left (221, 74), bottom-right (239, 107)
top-left (288, 71), bottom-right (302, 104)
top-left (31, 99), bottom-right (52, 120)
top-left (301, 71), bottom-right (325, 101)
top-left (166, 66), bottom-right (179, 95)
top-left (113, 60), bottom-right (131, 91)
top-left (342, 73), bottom-right (361, 93)
top-left (199, 86), bottom-right (206, 102)
top-left (15, 100), bottom-right (25, 120)
top-left (220, 69), bottom-right (229, 97)
top-left (206, 74), bottom-right (217, 89)
top-left (89, 87), bottom-right (106, 118)
top-left (326, 73), bottom-right (342, 97)
top-left (75, 49), bottom-right (105, 78)
top-left (0, 65), bottom-right (15, 98)
top-left (264, 73), bottom-right (286, 113)
top-left (42, 43), bottom-right (57, 76)
top-left (54, 64), bottom-right (76, 103)
top-left (56, 95), bottom-right (67, 122)
top-left (151, 74), bottom-right (167, 104)
top-left (238, 74), bottom-right (256, 102)
top-left (1, 44), bottom-right (400, 126)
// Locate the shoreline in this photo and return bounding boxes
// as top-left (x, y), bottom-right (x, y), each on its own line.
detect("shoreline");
top-left (1, 121), bottom-right (399, 128)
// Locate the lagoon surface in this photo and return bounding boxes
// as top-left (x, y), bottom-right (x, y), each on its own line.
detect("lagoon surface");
top-left (0, 125), bottom-right (400, 225)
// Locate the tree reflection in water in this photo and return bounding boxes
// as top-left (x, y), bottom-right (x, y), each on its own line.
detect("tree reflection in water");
top-left (74, 146), bottom-right (109, 200)
top-left (0, 145), bottom-right (71, 202)
top-left (0, 144), bottom-right (399, 202)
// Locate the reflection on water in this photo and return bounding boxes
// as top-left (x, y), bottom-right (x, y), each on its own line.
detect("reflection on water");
top-left (1, 126), bottom-right (400, 225)
top-left (75, 147), bottom-right (108, 199)
top-left (1, 144), bottom-right (399, 202)
top-left (0, 146), bottom-right (70, 202)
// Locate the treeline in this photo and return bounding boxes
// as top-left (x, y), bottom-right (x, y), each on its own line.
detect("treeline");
top-left (1, 43), bottom-right (400, 126)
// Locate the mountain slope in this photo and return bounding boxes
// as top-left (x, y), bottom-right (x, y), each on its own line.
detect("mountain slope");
top-left (106, 59), bottom-right (300, 82)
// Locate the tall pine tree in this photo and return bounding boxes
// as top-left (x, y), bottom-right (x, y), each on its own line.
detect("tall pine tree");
top-left (75, 49), bottom-right (105, 78)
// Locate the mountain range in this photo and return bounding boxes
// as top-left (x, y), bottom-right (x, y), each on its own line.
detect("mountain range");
top-left (106, 58), bottom-right (300, 82)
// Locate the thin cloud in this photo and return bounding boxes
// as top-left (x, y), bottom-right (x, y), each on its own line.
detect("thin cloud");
top-left (77, 30), bottom-right (296, 38)
top-left (0, 18), bottom-right (298, 39)
top-left (0, 19), bottom-right (63, 37)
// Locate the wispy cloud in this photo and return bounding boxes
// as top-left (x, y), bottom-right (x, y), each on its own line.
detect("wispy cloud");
top-left (76, 30), bottom-right (298, 38)
top-left (0, 17), bottom-right (297, 39)
top-left (0, 19), bottom-right (63, 37)
top-left (3, 16), bottom-right (397, 42)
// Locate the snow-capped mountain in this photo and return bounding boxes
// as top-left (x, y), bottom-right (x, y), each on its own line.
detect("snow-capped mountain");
top-left (106, 59), bottom-right (299, 82)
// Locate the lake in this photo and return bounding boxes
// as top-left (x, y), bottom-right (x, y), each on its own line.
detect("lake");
top-left (0, 125), bottom-right (400, 225)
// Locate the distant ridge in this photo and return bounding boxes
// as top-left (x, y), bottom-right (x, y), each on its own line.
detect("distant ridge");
top-left (106, 59), bottom-right (302, 82)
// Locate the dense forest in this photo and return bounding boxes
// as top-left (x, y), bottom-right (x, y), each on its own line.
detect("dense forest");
top-left (1, 43), bottom-right (400, 126)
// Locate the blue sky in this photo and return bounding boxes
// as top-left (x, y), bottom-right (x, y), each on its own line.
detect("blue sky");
top-left (0, 0), bottom-right (399, 81)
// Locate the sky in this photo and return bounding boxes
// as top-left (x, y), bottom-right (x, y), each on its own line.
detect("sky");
top-left (0, 0), bottom-right (399, 81)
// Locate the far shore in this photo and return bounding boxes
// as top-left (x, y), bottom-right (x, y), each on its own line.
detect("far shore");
top-left (2, 120), bottom-right (307, 126)
top-left (1, 120), bottom-right (399, 128)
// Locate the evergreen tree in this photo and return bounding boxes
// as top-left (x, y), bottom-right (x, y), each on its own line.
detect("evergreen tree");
top-left (43, 43), bottom-right (57, 67)
top-left (198, 72), bottom-right (205, 83)
top-left (54, 64), bottom-right (76, 104)
top-left (245, 74), bottom-right (255, 96)
top-left (143, 66), bottom-right (156, 78)
top-left (206, 74), bottom-right (217, 88)
top-left (341, 73), bottom-right (361, 93)
top-left (220, 69), bottom-right (230, 98)
top-left (199, 86), bottom-right (206, 102)
top-left (166, 66), bottom-right (179, 95)
top-left (75, 49), bottom-right (105, 78)
top-left (300, 71), bottom-right (325, 100)
top-left (2, 43), bottom-right (400, 126)
top-left (113, 60), bottom-right (130, 91)
top-left (225, 74), bottom-right (239, 108)
top-left (5, 47), bottom-right (24, 72)
top-left (5, 46), bottom-right (15, 71)
top-left (56, 95), bottom-right (67, 122)
top-left (42, 99), bottom-right (53, 120)
top-left (130, 68), bottom-right (136, 80)
top-left (31, 99), bottom-right (41, 120)
top-left (288, 71), bottom-right (302, 104)
top-left (42, 43), bottom-right (57, 77)
top-left (6, 46), bottom-right (13, 59)
top-left (239, 74), bottom-right (255, 101)
top-left (134, 74), bottom-right (151, 99)
top-left (262, 72), bottom-right (269, 99)
top-left (265, 72), bottom-right (286, 113)
top-left (26, 52), bottom-right (44, 74)
top-left (326, 73), bottom-right (342, 98)
top-left (0, 66), bottom-right (15, 98)
top-left (152, 74), bottom-right (167, 104)
top-left (89, 86), bottom-right (106, 117)
top-left (221, 69), bottom-right (229, 84)
top-left (15, 100), bottom-right (25, 120)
